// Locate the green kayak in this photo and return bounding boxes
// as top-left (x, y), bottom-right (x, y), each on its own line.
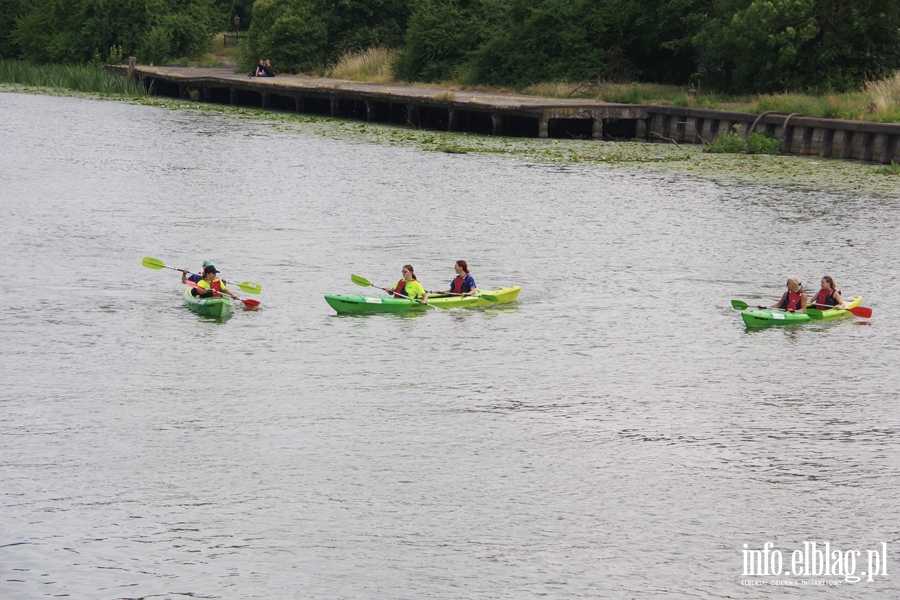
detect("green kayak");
top-left (183, 286), bottom-right (233, 318)
top-left (741, 296), bottom-right (862, 327)
top-left (325, 286), bottom-right (521, 314)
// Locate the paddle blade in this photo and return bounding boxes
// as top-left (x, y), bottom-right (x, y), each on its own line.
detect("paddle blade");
top-left (478, 294), bottom-right (499, 303)
top-left (142, 256), bottom-right (166, 270)
top-left (351, 274), bottom-right (373, 288)
top-left (805, 309), bottom-right (825, 319)
top-left (237, 281), bottom-right (262, 295)
top-left (241, 298), bottom-right (261, 308)
top-left (849, 306), bottom-right (872, 318)
top-left (731, 300), bottom-right (749, 310)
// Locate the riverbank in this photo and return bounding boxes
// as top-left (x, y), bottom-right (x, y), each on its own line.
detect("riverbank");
top-left (4, 82), bottom-right (899, 196)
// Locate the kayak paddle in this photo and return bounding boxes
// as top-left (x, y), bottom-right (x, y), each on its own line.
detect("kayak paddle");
top-left (427, 290), bottom-right (499, 303)
top-left (350, 274), bottom-right (442, 309)
top-left (142, 256), bottom-right (262, 294)
top-left (184, 280), bottom-right (260, 308)
top-left (806, 305), bottom-right (871, 318)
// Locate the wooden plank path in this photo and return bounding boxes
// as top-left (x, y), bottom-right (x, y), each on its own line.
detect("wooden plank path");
top-left (120, 65), bottom-right (900, 163)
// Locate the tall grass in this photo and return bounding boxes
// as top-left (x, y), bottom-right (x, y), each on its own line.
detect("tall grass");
top-left (327, 47), bottom-right (397, 83)
top-left (0, 59), bottom-right (148, 97)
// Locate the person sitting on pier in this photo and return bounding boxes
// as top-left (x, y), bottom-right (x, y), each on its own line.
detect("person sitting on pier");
top-left (248, 59), bottom-right (275, 77)
top-left (811, 276), bottom-right (845, 310)
top-left (433, 260), bottom-right (477, 296)
top-left (764, 276), bottom-right (807, 312)
top-left (384, 265), bottom-right (428, 304)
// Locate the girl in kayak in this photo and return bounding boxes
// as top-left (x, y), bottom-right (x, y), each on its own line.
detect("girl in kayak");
top-left (384, 265), bottom-right (428, 304)
top-left (434, 260), bottom-right (477, 296)
top-left (811, 276), bottom-right (846, 310)
top-left (193, 265), bottom-right (242, 301)
top-left (181, 260), bottom-right (214, 284)
top-left (767, 276), bottom-right (807, 312)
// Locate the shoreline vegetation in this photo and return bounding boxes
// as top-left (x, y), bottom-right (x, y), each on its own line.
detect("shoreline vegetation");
top-left (2, 60), bottom-right (899, 197)
top-left (323, 48), bottom-right (900, 125)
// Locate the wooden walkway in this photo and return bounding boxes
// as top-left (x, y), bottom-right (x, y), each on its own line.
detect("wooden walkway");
top-left (120, 66), bottom-right (900, 163)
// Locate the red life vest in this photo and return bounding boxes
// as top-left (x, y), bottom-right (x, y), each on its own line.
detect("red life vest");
top-left (393, 280), bottom-right (407, 298)
top-left (779, 290), bottom-right (804, 310)
top-left (813, 288), bottom-right (840, 309)
top-left (210, 279), bottom-right (222, 292)
top-left (450, 275), bottom-right (472, 294)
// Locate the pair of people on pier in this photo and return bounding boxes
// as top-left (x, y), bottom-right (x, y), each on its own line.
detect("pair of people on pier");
top-left (766, 276), bottom-right (845, 312)
top-left (384, 261), bottom-right (478, 304)
top-left (249, 59), bottom-right (275, 77)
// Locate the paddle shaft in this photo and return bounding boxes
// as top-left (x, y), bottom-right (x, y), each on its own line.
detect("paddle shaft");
top-left (185, 281), bottom-right (259, 307)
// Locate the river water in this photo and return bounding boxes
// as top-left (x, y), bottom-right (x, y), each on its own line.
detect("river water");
top-left (1, 92), bottom-right (898, 599)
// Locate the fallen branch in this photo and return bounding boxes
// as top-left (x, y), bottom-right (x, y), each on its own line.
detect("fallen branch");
top-left (651, 131), bottom-right (681, 148)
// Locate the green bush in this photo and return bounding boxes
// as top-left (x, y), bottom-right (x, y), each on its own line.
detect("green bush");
top-left (706, 132), bottom-right (783, 154)
top-left (138, 27), bottom-right (173, 65)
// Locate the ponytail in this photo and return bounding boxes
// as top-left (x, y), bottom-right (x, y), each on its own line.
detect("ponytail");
top-left (403, 264), bottom-right (417, 281)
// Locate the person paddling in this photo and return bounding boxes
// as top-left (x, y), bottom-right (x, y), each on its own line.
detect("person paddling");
top-left (765, 276), bottom-right (807, 312)
top-left (193, 265), bottom-right (242, 301)
top-left (182, 260), bottom-right (214, 285)
top-left (434, 260), bottom-right (477, 296)
top-left (384, 265), bottom-right (428, 304)
top-left (811, 276), bottom-right (845, 310)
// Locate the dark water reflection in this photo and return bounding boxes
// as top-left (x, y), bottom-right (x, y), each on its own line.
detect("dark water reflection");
top-left (1, 93), bottom-right (898, 599)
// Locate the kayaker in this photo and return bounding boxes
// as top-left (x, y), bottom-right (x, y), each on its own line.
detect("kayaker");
top-left (766, 276), bottom-right (807, 312)
top-left (811, 276), bottom-right (846, 310)
top-left (193, 265), bottom-right (242, 301)
top-left (182, 260), bottom-right (215, 284)
top-left (384, 265), bottom-right (428, 304)
top-left (433, 260), bottom-right (477, 296)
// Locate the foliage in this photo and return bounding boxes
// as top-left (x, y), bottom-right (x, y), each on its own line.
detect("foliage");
top-left (869, 160), bottom-right (900, 176)
top-left (706, 132), bottom-right (782, 154)
top-left (0, 58), bottom-right (149, 96)
top-left (693, 0), bottom-right (900, 93)
top-left (243, 0), bottom-right (408, 73)
top-left (8, 0), bottom-right (217, 65)
top-left (327, 47), bottom-right (397, 83)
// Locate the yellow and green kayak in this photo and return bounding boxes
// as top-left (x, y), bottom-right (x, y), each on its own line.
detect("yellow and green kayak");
top-left (325, 286), bottom-right (521, 313)
top-left (183, 286), bottom-right (233, 318)
top-left (740, 296), bottom-right (862, 327)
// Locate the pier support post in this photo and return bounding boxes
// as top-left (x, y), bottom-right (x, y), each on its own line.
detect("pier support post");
top-left (539, 117), bottom-right (549, 138)
top-left (592, 118), bottom-right (603, 140)
top-left (128, 57), bottom-right (135, 76)
top-left (407, 105), bottom-right (419, 127)
top-left (178, 83), bottom-right (185, 99)
top-left (295, 96), bottom-right (304, 112)
top-left (261, 93), bottom-right (268, 109)
top-left (491, 114), bottom-right (503, 136)
top-left (636, 118), bottom-right (648, 140)
top-left (331, 98), bottom-right (339, 117)
top-left (366, 101), bottom-right (376, 121)
top-left (448, 109), bottom-right (457, 132)
top-left (230, 88), bottom-right (237, 105)
top-left (202, 87), bottom-right (210, 102)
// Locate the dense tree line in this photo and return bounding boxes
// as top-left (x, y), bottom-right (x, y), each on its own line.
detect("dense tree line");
top-left (1, 0), bottom-right (898, 93)
top-left (0, 0), bottom-right (250, 64)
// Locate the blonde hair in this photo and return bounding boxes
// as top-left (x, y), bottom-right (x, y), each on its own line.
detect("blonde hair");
top-left (787, 276), bottom-right (802, 290)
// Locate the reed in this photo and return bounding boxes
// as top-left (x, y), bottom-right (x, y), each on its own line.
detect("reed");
top-left (327, 47), bottom-right (397, 83)
top-left (0, 60), bottom-right (148, 97)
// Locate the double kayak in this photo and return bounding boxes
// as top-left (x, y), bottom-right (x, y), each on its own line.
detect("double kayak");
top-left (183, 286), bottom-right (233, 318)
top-left (325, 286), bottom-right (521, 314)
top-left (740, 296), bottom-right (862, 327)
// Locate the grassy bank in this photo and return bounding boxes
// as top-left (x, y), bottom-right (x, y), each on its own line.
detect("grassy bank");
top-left (0, 59), bottom-right (148, 97)
top-left (324, 49), bottom-right (900, 124)
top-left (3, 80), bottom-right (898, 197)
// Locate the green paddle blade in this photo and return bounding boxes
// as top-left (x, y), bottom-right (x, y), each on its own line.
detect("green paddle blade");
top-left (237, 281), bottom-right (262, 294)
top-left (731, 299), bottom-right (749, 310)
top-left (478, 294), bottom-right (499, 303)
top-left (142, 256), bottom-right (166, 270)
top-left (805, 308), bottom-right (825, 319)
top-left (351, 274), bottom-right (373, 287)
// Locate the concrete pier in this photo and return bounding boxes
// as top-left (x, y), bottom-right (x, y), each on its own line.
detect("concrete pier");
top-left (121, 66), bottom-right (900, 164)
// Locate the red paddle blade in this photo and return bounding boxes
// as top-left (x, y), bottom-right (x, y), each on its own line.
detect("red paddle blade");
top-left (848, 306), bottom-right (872, 318)
top-left (241, 298), bottom-right (261, 308)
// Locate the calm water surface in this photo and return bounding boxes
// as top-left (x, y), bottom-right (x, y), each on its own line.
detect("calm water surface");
top-left (1, 93), bottom-right (898, 599)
